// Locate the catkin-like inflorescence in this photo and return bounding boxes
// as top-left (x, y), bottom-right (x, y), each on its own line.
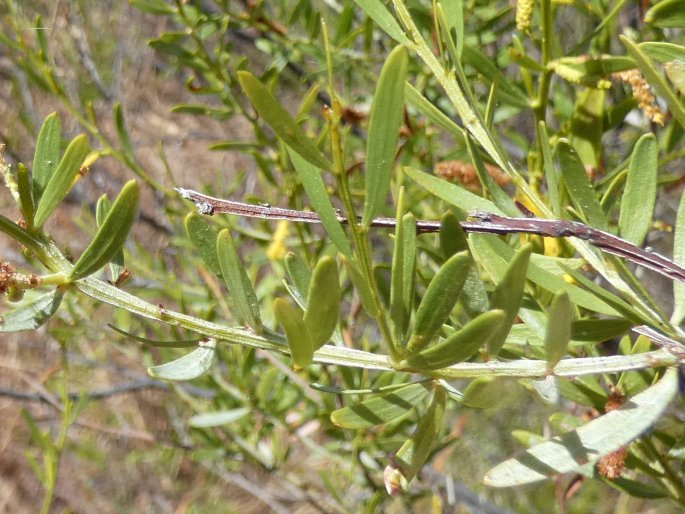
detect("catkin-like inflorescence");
top-left (516, 0), bottom-right (534, 32)
top-left (613, 69), bottom-right (666, 125)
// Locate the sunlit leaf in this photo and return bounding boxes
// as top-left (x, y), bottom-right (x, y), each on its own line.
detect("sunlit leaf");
top-left (352, 0), bottom-right (409, 44)
top-left (0, 289), bottom-right (63, 332)
top-left (216, 229), bottom-right (262, 332)
top-left (487, 244), bottom-right (532, 356)
top-left (238, 71), bottom-right (332, 170)
top-left (391, 388), bottom-right (446, 487)
top-left (391, 207), bottom-right (416, 344)
top-left (363, 45), bottom-right (408, 225)
top-left (287, 147), bottom-right (353, 259)
top-left (556, 140), bottom-right (608, 231)
top-left (484, 368), bottom-right (678, 486)
top-left (405, 310), bottom-right (504, 370)
top-left (70, 180), bottom-right (139, 280)
top-left (303, 256), bottom-right (340, 349)
top-left (273, 298), bottom-right (313, 367)
top-left (331, 382), bottom-right (431, 429)
top-left (619, 133), bottom-right (657, 246)
top-left (407, 251), bottom-right (471, 353)
top-left (189, 407), bottom-right (250, 428)
top-left (544, 292), bottom-right (573, 369)
top-left (147, 340), bottom-right (217, 381)
top-left (34, 134), bottom-right (89, 229)
top-left (185, 213), bottom-right (222, 279)
top-left (32, 112), bottom-right (60, 206)
top-left (645, 0), bottom-right (685, 28)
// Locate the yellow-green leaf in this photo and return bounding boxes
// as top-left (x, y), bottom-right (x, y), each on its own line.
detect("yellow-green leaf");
top-left (363, 45), bottom-right (408, 225)
top-left (273, 298), bottom-right (314, 368)
top-left (484, 368), bottom-right (678, 486)
top-left (34, 134), bottom-right (89, 229)
top-left (330, 382), bottom-right (431, 429)
top-left (0, 289), bottom-right (63, 332)
top-left (544, 291), bottom-right (573, 369)
top-left (70, 180), bottom-right (140, 280)
top-left (392, 388), bottom-right (446, 487)
top-left (463, 376), bottom-right (505, 409)
top-left (619, 133), bottom-right (657, 246)
top-left (407, 251), bottom-right (471, 353)
top-left (216, 229), bottom-right (262, 333)
top-left (147, 340), bottom-right (216, 381)
top-left (406, 309), bottom-right (504, 370)
top-left (32, 112), bottom-right (61, 205)
top-left (185, 213), bottom-right (222, 279)
top-left (303, 256), bottom-right (340, 349)
top-left (238, 71), bottom-right (332, 170)
top-left (487, 244), bottom-right (532, 356)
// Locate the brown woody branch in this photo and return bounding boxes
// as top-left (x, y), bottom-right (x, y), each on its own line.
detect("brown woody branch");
top-left (176, 187), bottom-right (685, 286)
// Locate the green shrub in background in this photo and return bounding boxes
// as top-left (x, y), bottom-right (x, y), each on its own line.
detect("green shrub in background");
top-left (2, 0), bottom-right (685, 511)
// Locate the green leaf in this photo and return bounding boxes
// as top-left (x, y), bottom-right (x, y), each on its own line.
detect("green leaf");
top-left (487, 244), bottom-right (532, 356)
top-left (544, 292), bottom-right (573, 369)
top-left (363, 45), bottom-right (408, 225)
top-left (0, 214), bottom-right (42, 252)
top-left (469, 234), bottom-right (618, 315)
top-left (556, 140), bottom-right (608, 231)
top-left (639, 42), bottom-right (685, 64)
top-left (622, 36), bottom-right (685, 128)
top-left (539, 122), bottom-right (563, 217)
top-left (604, 477), bottom-right (668, 499)
top-left (287, 147), bottom-right (353, 259)
top-left (407, 251), bottom-right (471, 353)
top-left (70, 180), bottom-right (140, 280)
top-left (34, 134), bottom-right (89, 229)
top-left (404, 83), bottom-right (465, 142)
top-left (16, 164), bottom-right (35, 228)
top-left (0, 289), bottom-right (64, 332)
top-left (32, 112), bottom-right (61, 206)
top-left (273, 298), bottom-right (314, 367)
top-left (185, 213), bottom-right (222, 279)
top-left (465, 133), bottom-right (519, 216)
top-left (392, 388), bottom-right (446, 487)
top-left (571, 318), bottom-right (632, 342)
top-left (405, 310), bottom-right (505, 370)
top-left (216, 229), bottom-right (262, 333)
top-left (130, 0), bottom-right (177, 15)
top-left (560, 265), bottom-right (654, 326)
top-left (285, 252), bottom-right (311, 304)
top-left (352, 0), bottom-right (409, 44)
top-left (189, 407), bottom-right (250, 428)
top-left (108, 324), bottom-right (200, 348)
top-left (147, 340), bottom-right (217, 381)
top-left (303, 256), bottom-right (340, 349)
top-left (95, 194), bottom-right (125, 281)
top-left (237, 71), bottom-right (332, 170)
top-left (391, 211), bottom-right (416, 344)
top-left (463, 376), bottom-right (505, 409)
top-left (665, 60), bottom-right (685, 96)
top-left (114, 102), bottom-right (134, 157)
top-left (439, 0), bottom-right (464, 57)
top-left (672, 188), bottom-right (685, 324)
top-left (619, 133), bottom-right (657, 246)
top-left (330, 382), bottom-right (431, 429)
top-left (405, 166), bottom-right (500, 213)
top-left (439, 210), bottom-right (468, 259)
top-left (484, 368), bottom-right (679, 487)
top-left (645, 0), bottom-right (685, 28)
top-left (343, 256), bottom-right (379, 317)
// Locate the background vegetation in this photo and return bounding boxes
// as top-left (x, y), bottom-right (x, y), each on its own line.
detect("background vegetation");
top-left (1, 1), bottom-right (685, 513)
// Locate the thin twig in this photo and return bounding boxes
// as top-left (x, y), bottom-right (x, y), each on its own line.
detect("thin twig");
top-left (176, 188), bottom-right (685, 285)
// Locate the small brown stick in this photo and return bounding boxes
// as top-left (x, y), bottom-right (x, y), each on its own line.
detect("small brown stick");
top-left (176, 187), bottom-right (685, 286)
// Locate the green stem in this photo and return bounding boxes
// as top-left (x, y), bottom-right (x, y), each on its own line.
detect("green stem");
top-left (74, 275), bottom-right (681, 377)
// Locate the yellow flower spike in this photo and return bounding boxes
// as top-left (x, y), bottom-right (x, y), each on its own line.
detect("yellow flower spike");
top-left (266, 219), bottom-right (289, 261)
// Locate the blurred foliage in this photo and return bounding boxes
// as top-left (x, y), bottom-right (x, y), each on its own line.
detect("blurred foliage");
top-left (2, 0), bottom-right (685, 512)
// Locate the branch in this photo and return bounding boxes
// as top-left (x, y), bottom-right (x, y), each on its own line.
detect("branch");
top-left (176, 188), bottom-right (685, 285)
